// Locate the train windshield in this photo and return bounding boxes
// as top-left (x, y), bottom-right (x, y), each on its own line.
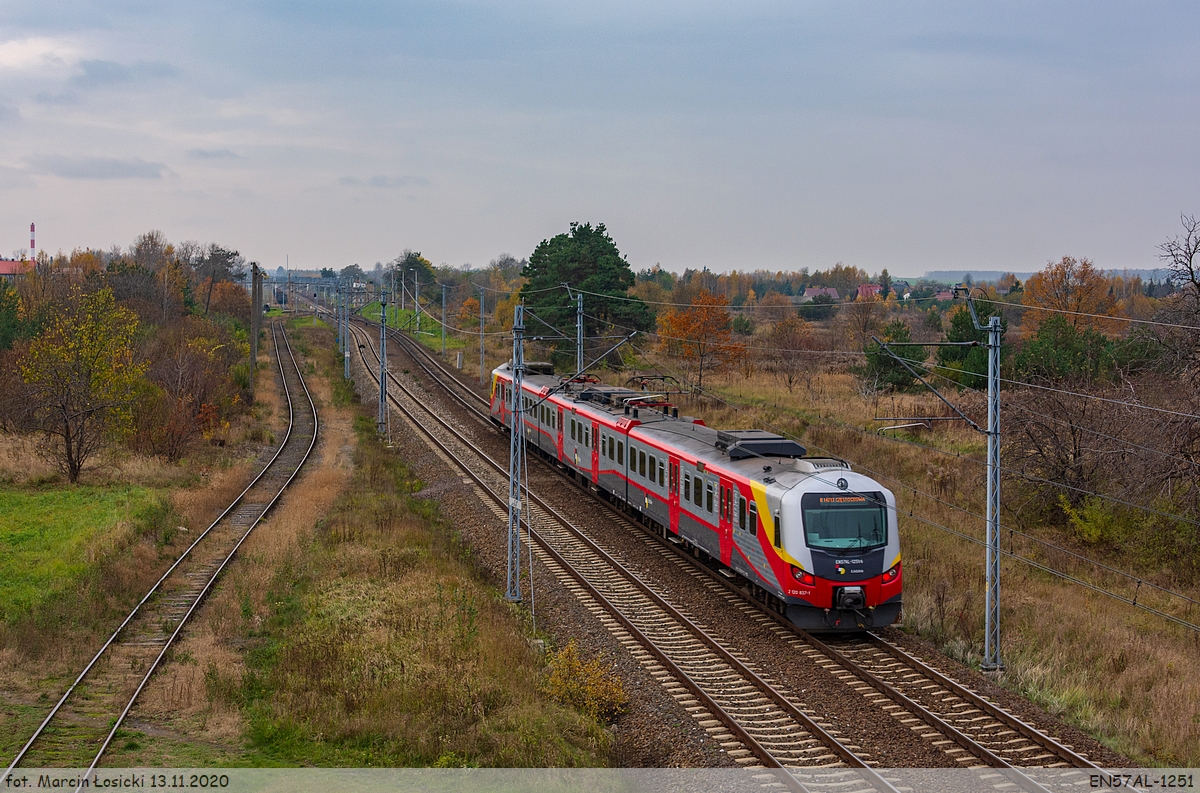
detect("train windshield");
top-left (801, 492), bottom-right (887, 550)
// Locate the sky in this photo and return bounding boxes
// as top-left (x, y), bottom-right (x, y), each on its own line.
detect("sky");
top-left (0, 1), bottom-right (1197, 278)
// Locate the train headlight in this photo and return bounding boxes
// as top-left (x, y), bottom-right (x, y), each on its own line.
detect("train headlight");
top-left (790, 565), bottom-right (815, 586)
top-left (882, 562), bottom-right (901, 584)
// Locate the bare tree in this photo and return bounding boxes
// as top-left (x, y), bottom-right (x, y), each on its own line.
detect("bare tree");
top-left (1158, 214), bottom-right (1200, 305)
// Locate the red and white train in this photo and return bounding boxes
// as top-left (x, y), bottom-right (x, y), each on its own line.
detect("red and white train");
top-left (490, 364), bottom-right (902, 632)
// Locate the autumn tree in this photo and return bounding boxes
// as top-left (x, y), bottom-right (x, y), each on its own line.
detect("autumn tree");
top-left (766, 315), bottom-right (814, 392)
top-left (0, 279), bottom-right (23, 350)
top-left (458, 296), bottom-right (481, 324)
top-left (199, 245), bottom-right (245, 317)
top-left (657, 290), bottom-right (735, 388)
top-left (842, 295), bottom-right (885, 349)
top-left (20, 288), bottom-right (146, 482)
top-left (1023, 256), bottom-right (1123, 334)
top-left (757, 291), bottom-right (794, 322)
top-left (133, 317), bottom-right (242, 461)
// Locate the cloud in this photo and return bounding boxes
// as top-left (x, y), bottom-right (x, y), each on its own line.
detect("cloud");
top-left (187, 147), bottom-right (239, 159)
top-left (69, 59), bottom-right (178, 88)
top-left (0, 104), bottom-right (18, 123)
top-left (0, 37), bottom-right (77, 73)
top-left (28, 155), bottom-right (167, 180)
top-left (339, 174), bottom-right (429, 188)
top-left (34, 91), bottom-right (78, 105)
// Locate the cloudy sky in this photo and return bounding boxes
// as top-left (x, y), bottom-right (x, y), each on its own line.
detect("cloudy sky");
top-left (0, 1), bottom-right (1197, 276)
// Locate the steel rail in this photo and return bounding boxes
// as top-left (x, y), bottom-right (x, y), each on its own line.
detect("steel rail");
top-left (348, 322), bottom-right (903, 792)
top-left (374, 314), bottom-right (1099, 781)
top-left (864, 634), bottom-right (1099, 769)
top-left (1, 321), bottom-right (313, 780)
top-left (347, 323), bottom-right (817, 783)
top-left (73, 323), bottom-right (319, 783)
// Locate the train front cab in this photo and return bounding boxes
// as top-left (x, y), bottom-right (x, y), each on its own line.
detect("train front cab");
top-left (773, 480), bottom-right (902, 632)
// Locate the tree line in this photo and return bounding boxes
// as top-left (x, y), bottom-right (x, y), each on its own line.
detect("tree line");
top-left (0, 231), bottom-right (253, 481)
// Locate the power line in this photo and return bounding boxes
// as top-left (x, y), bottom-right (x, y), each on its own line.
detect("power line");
top-left (623, 339), bottom-right (1200, 616)
top-left (971, 296), bottom-right (1200, 333)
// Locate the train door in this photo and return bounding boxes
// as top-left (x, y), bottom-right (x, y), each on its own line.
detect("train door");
top-left (590, 421), bottom-right (600, 483)
top-left (718, 477), bottom-right (734, 564)
top-left (668, 458), bottom-right (680, 535)
top-left (556, 406), bottom-right (564, 461)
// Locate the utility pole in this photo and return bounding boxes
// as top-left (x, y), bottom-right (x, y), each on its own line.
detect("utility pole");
top-left (441, 283), bottom-right (447, 355)
top-left (981, 309), bottom-right (1003, 672)
top-left (378, 292), bottom-right (388, 436)
top-left (479, 285), bottom-right (486, 385)
top-left (576, 292), bottom-right (584, 375)
top-left (249, 264), bottom-right (261, 396)
top-left (343, 281), bottom-right (351, 380)
top-left (505, 303), bottom-right (526, 602)
top-left (414, 274), bottom-right (421, 335)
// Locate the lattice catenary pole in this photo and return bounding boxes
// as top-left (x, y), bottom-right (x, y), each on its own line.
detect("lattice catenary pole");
top-left (505, 303), bottom-right (526, 602)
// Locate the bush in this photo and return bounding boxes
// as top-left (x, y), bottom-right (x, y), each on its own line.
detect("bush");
top-left (542, 640), bottom-right (629, 723)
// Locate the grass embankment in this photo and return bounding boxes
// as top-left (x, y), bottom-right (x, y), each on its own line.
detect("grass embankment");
top-left (139, 319), bottom-right (611, 766)
top-left (0, 487), bottom-right (168, 622)
top-left (361, 301), bottom-right (468, 354)
top-left (620, 363), bottom-right (1198, 766)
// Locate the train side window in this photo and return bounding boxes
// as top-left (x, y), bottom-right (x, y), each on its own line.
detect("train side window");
top-left (585, 426), bottom-right (591, 447)
top-left (571, 419), bottom-right (576, 441)
top-left (773, 511), bottom-right (782, 548)
top-left (683, 473), bottom-right (691, 501)
top-left (706, 481), bottom-right (714, 513)
top-left (738, 496), bottom-right (747, 531)
top-left (608, 436), bottom-right (614, 460)
top-left (637, 450), bottom-right (645, 478)
top-left (617, 441), bottom-right (623, 465)
top-left (748, 502), bottom-right (757, 536)
top-left (648, 455), bottom-right (656, 483)
top-left (659, 462), bottom-right (665, 487)
top-left (694, 476), bottom-right (703, 507)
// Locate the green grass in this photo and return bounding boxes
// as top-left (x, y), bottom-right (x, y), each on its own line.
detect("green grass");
top-left (361, 302), bottom-right (468, 353)
top-left (0, 486), bottom-right (161, 622)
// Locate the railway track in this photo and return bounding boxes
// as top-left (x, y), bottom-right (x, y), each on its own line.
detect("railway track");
top-left (1, 321), bottom-right (318, 778)
top-left (345, 320), bottom-right (910, 792)
top-left (362, 314), bottom-right (1102, 776)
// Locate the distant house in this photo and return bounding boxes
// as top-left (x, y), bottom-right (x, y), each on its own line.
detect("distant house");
top-left (0, 259), bottom-right (31, 281)
top-left (856, 283), bottom-right (883, 301)
top-left (934, 290), bottom-right (954, 301)
top-left (892, 281), bottom-right (912, 296)
top-left (797, 287), bottom-right (839, 303)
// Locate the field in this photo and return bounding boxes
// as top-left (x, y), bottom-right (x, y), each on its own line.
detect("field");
top-left (0, 486), bottom-right (162, 622)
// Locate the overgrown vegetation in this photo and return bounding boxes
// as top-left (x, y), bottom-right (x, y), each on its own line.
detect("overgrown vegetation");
top-left (0, 231), bottom-right (254, 479)
top-left (199, 329), bottom-right (612, 767)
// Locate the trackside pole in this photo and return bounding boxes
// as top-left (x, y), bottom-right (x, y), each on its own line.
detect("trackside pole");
top-left (505, 304), bottom-right (525, 602)
top-left (479, 285), bottom-right (486, 385)
top-left (343, 283), bottom-right (351, 380)
top-left (982, 314), bottom-right (1003, 671)
top-left (576, 292), bottom-right (584, 375)
top-left (377, 293), bottom-right (388, 435)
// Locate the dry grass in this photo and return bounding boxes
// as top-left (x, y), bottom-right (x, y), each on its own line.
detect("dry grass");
top-left (132, 321), bottom-right (609, 767)
top-left (642, 359), bottom-right (1200, 766)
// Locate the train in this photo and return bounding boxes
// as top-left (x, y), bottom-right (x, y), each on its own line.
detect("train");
top-left (489, 364), bottom-right (902, 632)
